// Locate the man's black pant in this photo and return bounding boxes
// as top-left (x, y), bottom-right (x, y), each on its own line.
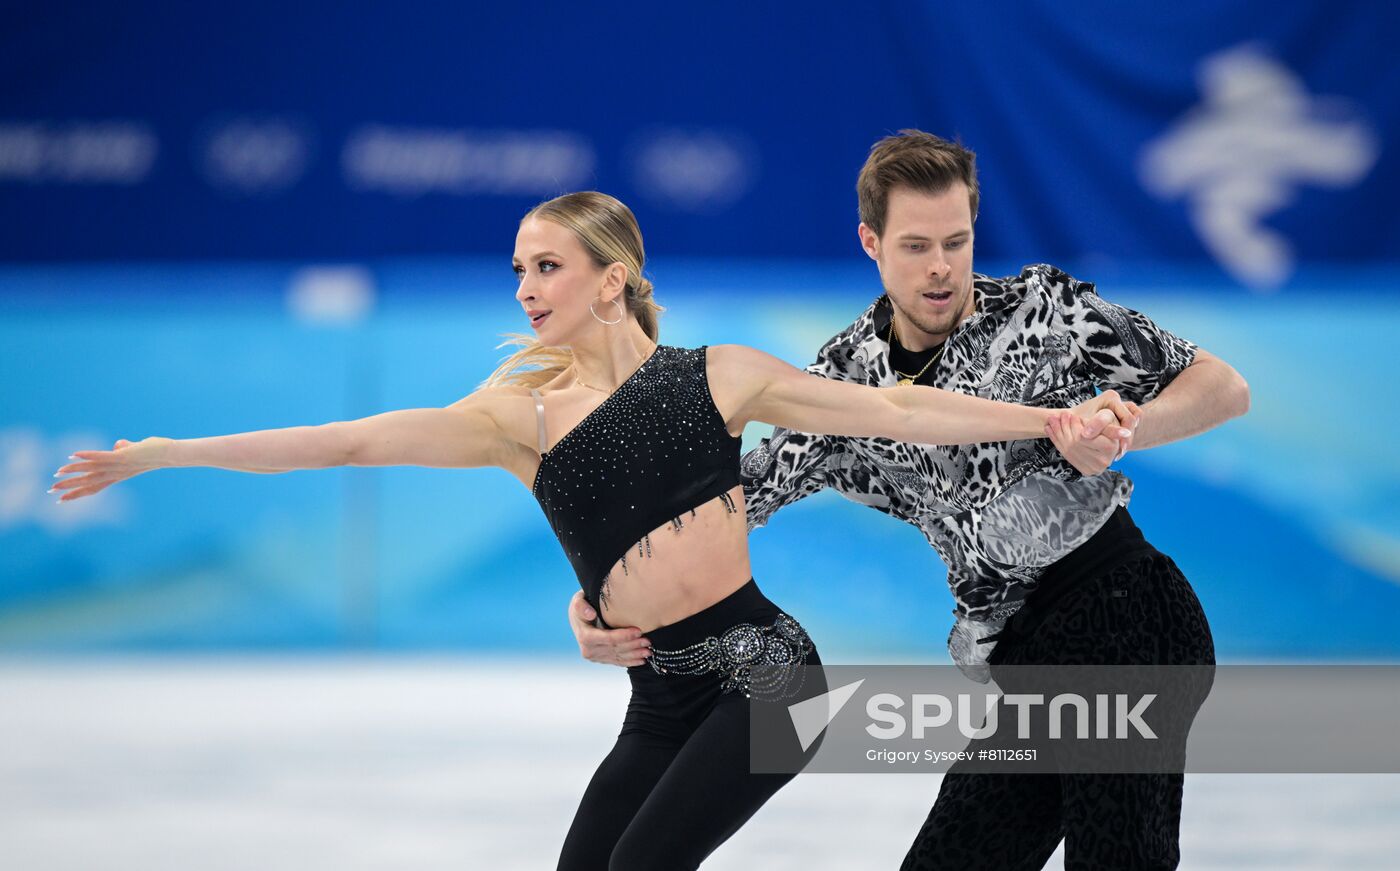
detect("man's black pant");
top-left (901, 509), bottom-right (1216, 871)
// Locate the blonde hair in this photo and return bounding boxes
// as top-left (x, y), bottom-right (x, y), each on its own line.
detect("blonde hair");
top-left (485, 191), bottom-right (664, 389)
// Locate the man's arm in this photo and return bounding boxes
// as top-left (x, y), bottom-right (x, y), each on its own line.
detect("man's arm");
top-left (741, 426), bottom-right (835, 531)
top-left (1128, 347), bottom-right (1249, 450)
top-left (1054, 266), bottom-right (1249, 455)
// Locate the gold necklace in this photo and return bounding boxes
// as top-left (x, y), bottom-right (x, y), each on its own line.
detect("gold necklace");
top-left (573, 344), bottom-right (656, 394)
top-left (888, 317), bottom-right (945, 386)
top-left (573, 376), bottom-right (610, 394)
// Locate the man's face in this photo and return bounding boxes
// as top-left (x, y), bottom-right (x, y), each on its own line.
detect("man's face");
top-left (858, 184), bottom-right (976, 348)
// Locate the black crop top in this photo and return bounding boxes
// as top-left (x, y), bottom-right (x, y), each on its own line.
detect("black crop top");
top-left (530, 344), bottom-right (743, 610)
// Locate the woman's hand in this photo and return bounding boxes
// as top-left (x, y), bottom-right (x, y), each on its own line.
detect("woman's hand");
top-left (1052, 391), bottom-right (1143, 476)
top-left (50, 437), bottom-right (172, 502)
top-left (1070, 389), bottom-right (1137, 434)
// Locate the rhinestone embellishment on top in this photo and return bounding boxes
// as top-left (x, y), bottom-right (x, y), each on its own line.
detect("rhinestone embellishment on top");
top-left (530, 345), bottom-right (744, 614)
top-left (646, 613), bottom-right (814, 699)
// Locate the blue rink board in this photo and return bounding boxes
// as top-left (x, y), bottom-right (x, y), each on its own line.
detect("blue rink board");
top-left (1, 258), bottom-right (1395, 660)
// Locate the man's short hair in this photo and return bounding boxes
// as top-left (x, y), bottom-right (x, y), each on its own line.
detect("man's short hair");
top-left (857, 130), bottom-right (979, 237)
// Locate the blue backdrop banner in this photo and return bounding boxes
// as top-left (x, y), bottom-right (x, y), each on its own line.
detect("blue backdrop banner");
top-left (2, 2), bottom-right (1396, 289)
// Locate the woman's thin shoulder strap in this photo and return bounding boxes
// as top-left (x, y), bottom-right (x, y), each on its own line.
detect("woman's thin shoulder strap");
top-left (529, 388), bottom-right (548, 454)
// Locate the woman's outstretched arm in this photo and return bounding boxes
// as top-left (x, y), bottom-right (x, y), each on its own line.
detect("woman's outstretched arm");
top-left (51, 390), bottom-right (520, 502)
top-left (708, 344), bottom-right (1133, 445)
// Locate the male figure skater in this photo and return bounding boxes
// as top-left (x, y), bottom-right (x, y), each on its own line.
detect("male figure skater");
top-left (570, 130), bottom-right (1249, 869)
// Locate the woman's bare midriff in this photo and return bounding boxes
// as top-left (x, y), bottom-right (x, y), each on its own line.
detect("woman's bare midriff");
top-left (593, 484), bottom-right (753, 632)
top-left (503, 391), bottom-right (753, 633)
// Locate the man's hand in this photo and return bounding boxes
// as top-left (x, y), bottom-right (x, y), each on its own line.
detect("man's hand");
top-left (568, 591), bottom-right (652, 667)
top-left (1047, 404), bottom-right (1140, 476)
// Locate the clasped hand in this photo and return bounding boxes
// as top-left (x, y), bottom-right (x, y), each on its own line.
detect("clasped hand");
top-left (1055, 390), bottom-right (1141, 477)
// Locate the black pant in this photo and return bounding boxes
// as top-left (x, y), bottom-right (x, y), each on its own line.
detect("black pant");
top-left (557, 579), bottom-right (823, 871)
top-left (901, 509), bottom-right (1216, 871)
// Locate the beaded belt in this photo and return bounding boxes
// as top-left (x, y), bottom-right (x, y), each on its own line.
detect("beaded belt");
top-left (647, 612), bottom-right (814, 699)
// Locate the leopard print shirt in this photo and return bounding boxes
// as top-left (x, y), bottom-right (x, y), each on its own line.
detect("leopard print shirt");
top-left (740, 264), bottom-right (1198, 679)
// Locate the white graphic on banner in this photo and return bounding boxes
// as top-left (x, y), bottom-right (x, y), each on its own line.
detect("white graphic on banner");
top-left (628, 128), bottom-right (756, 212)
top-left (0, 427), bottom-right (127, 532)
top-left (788, 679), bottom-right (865, 751)
top-left (1139, 45), bottom-right (1378, 289)
top-left (199, 117), bottom-right (312, 195)
top-left (0, 121), bottom-right (156, 184)
top-left (287, 266), bottom-right (376, 324)
top-left (342, 126), bottom-right (594, 196)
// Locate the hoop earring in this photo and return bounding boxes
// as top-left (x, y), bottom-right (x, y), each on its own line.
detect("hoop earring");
top-left (589, 297), bottom-right (624, 326)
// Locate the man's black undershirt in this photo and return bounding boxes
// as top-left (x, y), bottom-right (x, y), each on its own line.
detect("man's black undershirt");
top-left (886, 330), bottom-right (945, 387)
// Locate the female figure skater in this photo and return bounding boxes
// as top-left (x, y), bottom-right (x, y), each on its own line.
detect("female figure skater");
top-left (52, 192), bottom-right (1135, 870)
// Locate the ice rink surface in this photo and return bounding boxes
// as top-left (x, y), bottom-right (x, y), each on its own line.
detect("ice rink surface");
top-left (4, 659), bottom-right (1398, 870)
